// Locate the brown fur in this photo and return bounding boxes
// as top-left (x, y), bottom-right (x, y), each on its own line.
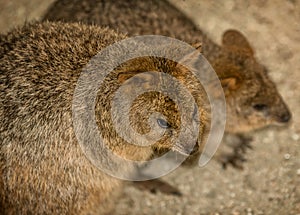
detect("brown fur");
top-left (43, 0), bottom-right (291, 167)
top-left (0, 21), bottom-right (209, 214)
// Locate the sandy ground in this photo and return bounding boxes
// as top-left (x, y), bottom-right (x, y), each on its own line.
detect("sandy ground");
top-left (0, 0), bottom-right (299, 214)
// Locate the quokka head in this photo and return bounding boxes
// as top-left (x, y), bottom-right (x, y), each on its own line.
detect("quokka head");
top-left (212, 30), bottom-right (291, 133)
top-left (95, 54), bottom-right (210, 161)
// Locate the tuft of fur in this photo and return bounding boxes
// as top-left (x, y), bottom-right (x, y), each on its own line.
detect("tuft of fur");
top-left (0, 21), bottom-right (209, 214)
top-left (43, 0), bottom-right (291, 167)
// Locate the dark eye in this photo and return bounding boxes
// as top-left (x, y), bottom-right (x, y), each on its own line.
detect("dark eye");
top-left (253, 104), bottom-right (268, 111)
top-left (157, 118), bottom-right (171, 129)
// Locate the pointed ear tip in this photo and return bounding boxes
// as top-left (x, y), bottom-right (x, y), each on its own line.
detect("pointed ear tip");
top-left (222, 29), bottom-right (254, 54)
top-left (222, 29), bottom-right (249, 44)
top-left (222, 29), bottom-right (244, 37)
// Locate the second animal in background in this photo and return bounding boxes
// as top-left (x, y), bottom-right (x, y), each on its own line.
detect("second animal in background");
top-left (43, 0), bottom-right (291, 169)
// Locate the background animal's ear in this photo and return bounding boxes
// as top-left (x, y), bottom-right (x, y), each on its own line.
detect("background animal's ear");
top-left (222, 29), bottom-right (254, 55)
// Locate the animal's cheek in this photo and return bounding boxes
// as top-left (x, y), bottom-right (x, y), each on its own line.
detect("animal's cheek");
top-left (249, 109), bottom-right (268, 120)
top-left (166, 130), bottom-right (178, 145)
top-left (245, 112), bottom-right (270, 129)
top-left (161, 129), bottom-right (177, 145)
top-left (258, 109), bottom-right (270, 119)
top-left (150, 136), bottom-right (172, 151)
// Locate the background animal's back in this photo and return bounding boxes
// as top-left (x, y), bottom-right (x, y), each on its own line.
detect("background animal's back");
top-left (43, 0), bottom-right (204, 44)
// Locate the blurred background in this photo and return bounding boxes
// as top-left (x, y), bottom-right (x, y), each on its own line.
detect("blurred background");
top-left (0, 0), bottom-right (299, 214)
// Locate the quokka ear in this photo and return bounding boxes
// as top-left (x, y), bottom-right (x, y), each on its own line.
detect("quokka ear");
top-left (117, 70), bottom-right (163, 91)
top-left (117, 57), bottom-right (164, 85)
top-left (222, 29), bottom-right (254, 56)
top-left (117, 71), bottom-right (141, 83)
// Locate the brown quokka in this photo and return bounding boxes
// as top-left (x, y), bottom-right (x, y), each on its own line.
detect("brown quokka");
top-left (44, 0), bottom-right (291, 167)
top-left (0, 21), bottom-right (210, 214)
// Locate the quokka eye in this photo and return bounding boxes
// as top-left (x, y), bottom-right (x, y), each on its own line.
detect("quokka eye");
top-left (253, 104), bottom-right (268, 111)
top-left (157, 118), bottom-right (171, 129)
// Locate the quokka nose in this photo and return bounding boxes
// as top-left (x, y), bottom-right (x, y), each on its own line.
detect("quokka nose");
top-left (279, 111), bottom-right (291, 123)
